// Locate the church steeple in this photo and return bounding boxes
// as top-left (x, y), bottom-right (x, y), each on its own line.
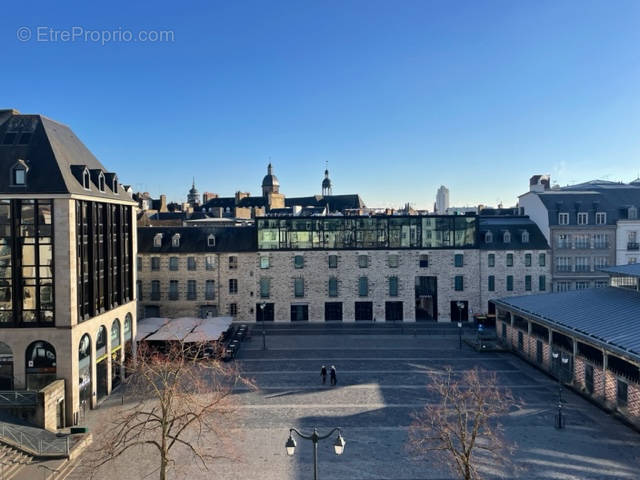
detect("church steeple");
top-left (322, 168), bottom-right (332, 196)
top-left (187, 177), bottom-right (200, 207)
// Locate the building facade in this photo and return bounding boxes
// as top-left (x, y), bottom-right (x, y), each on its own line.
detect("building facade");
top-left (435, 185), bottom-right (449, 214)
top-left (493, 263), bottom-right (640, 428)
top-left (519, 176), bottom-right (640, 291)
top-left (0, 109), bottom-right (137, 428)
top-left (137, 215), bottom-right (550, 323)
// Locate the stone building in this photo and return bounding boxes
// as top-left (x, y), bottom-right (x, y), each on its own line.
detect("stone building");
top-left (137, 214), bottom-right (550, 323)
top-left (0, 109), bottom-right (137, 428)
top-left (493, 263), bottom-right (640, 429)
top-left (519, 175), bottom-right (640, 291)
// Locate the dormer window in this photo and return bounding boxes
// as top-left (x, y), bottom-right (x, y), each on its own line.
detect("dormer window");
top-left (521, 231), bottom-right (530, 243)
top-left (153, 233), bottom-right (163, 247)
top-left (484, 232), bottom-right (493, 243)
top-left (82, 169), bottom-right (90, 190)
top-left (207, 234), bottom-right (216, 247)
top-left (503, 231), bottom-right (511, 243)
top-left (98, 172), bottom-right (106, 192)
top-left (10, 160), bottom-right (29, 187)
top-left (113, 178), bottom-right (118, 194)
top-left (172, 233), bottom-right (180, 247)
top-left (629, 207), bottom-right (638, 220)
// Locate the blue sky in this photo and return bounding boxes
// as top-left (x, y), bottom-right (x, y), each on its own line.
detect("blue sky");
top-left (2, 0), bottom-right (639, 208)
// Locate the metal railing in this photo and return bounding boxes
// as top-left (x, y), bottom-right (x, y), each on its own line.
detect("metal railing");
top-left (0, 391), bottom-right (37, 407)
top-left (627, 242), bottom-right (639, 251)
top-left (0, 422), bottom-right (69, 457)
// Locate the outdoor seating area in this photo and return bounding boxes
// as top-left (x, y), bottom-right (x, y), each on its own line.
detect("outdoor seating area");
top-left (136, 317), bottom-right (236, 359)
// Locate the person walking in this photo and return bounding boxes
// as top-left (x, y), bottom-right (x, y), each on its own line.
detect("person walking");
top-left (330, 365), bottom-right (337, 386)
top-left (320, 365), bottom-right (327, 385)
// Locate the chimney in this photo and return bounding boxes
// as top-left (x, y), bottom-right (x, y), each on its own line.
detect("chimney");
top-left (0, 109), bottom-right (19, 125)
top-left (235, 191), bottom-right (250, 203)
top-left (159, 194), bottom-right (168, 212)
top-left (529, 174), bottom-right (551, 192)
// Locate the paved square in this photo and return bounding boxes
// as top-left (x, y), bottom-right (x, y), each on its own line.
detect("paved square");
top-left (67, 332), bottom-right (640, 479)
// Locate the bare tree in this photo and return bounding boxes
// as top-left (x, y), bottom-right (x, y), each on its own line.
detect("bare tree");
top-left (408, 367), bottom-right (516, 480)
top-left (88, 341), bottom-right (254, 480)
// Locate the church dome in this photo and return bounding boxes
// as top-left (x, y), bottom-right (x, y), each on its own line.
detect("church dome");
top-left (262, 163), bottom-right (279, 188)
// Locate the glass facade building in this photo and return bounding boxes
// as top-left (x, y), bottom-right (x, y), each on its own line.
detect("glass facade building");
top-left (257, 216), bottom-right (477, 250)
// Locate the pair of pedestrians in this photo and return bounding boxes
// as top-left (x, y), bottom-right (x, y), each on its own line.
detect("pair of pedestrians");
top-left (320, 365), bottom-right (337, 386)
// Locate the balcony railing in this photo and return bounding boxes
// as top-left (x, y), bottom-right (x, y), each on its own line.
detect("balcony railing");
top-left (574, 265), bottom-right (591, 273)
top-left (627, 242), bottom-right (639, 251)
top-left (594, 242), bottom-right (609, 249)
top-left (556, 266), bottom-right (572, 273)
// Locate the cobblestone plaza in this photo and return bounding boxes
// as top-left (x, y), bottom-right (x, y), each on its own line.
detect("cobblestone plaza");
top-left (67, 330), bottom-right (640, 480)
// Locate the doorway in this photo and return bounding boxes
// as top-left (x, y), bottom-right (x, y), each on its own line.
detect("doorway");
top-left (450, 301), bottom-right (469, 322)
top-left (385, 301), bottom-right (403, 321)
top-left (256, 303), bottom-right (275, 321)
top-left (415, 276), bottom-right (437, 321)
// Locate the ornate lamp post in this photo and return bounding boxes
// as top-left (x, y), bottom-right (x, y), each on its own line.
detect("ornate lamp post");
top-left (285, 427), bottom-right (345, 480)
top-left (456, 301), bottom-right (465, 350)
top-left (260, 302), bottom-right (266, 350)
top-left (552, 351), bottom-right (570, 429)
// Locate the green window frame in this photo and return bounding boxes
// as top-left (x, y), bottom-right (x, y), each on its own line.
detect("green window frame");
top-left (454, 275), bottom-right (464, 291)
top-left (506, 275), bottom-right (513, 291)
top-left (488, 275), bottom-right (495, 292)
top-left (454, 254), bottom-right (463, 267)
top-left (389, 276), bottom-right (398, 297)
top-left (328, 277), bottom-right (338, 297)
top-left (358, 276), bottom-right (369, 296)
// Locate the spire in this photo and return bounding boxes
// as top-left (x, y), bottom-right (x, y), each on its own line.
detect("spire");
top-left (267, 163), bottom-right (273, 175)
top-left (192, 176), bottom-right (195, 188)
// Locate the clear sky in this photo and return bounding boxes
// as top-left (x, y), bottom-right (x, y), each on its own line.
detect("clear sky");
top-left (2, 0), bottom-right (639, 209)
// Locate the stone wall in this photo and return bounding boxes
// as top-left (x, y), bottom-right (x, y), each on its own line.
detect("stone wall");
top-left (36, 379), bottom-right (66, 431)
top-left (497, 317), bottom-right (640, 428)
top-left (139, 247), bottom-right (550, 323)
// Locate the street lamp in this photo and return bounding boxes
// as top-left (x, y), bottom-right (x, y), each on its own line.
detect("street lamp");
top-left (260, 302), bottom-right (266, 350)
top-left (285, 427), bottom-right (345, 480)
top-left (551, 351), bottom-right (570, 429)
top-left (456, 301), bottom-right (465, 350)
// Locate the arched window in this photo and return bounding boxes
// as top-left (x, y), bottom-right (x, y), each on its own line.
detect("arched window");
top-left (172, 234), bottom-right (180, 247)
top-left (153, 233), bottom-right (163, 247)
top-left (111, 319), bottom-right (121, 350)
top-left (96, 326), bottom-right (107, 358)
top-left (521, 231), bottom-right (530, 243)
top-left (124, 313), bottom-right (133, 342)
top-left (10, 160), bottom-right (28, 186)
top-left (82, 169), bottom-right (91, 190)
top-left (98, 172), bottom-right (106, 192)
top-left (503, 231), bottom-right (511, 243)
top-left (25, 340), bottom-right (56, 390)
top-left (207, 234), bottom-right (216, 247)
top-left (484, 231), bottom-right (493, 244)
top-left (78, 334), bottom-right (92, 403)
top-left (0, 341), bottom-right (14, 390)
top-left (629, 206), bottom-right (638, 220)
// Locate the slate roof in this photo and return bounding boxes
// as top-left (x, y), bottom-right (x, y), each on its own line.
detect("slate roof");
top-left (526, 181), bottom-right (640, 226)
top-left (0, 111), bottom-right (134, 202)
top-left (477, 216), bottom-right (549, 250)
top-left (285, 194), bottom-right (365, 212)
top-left (200, 196), bottom-right (267, 210)
top-left (599, 263), bottom-right (640, 278)
top-left (137, 226), bottom-right (257, 253)
top-left (493, 287), bottom-right (640, 359)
